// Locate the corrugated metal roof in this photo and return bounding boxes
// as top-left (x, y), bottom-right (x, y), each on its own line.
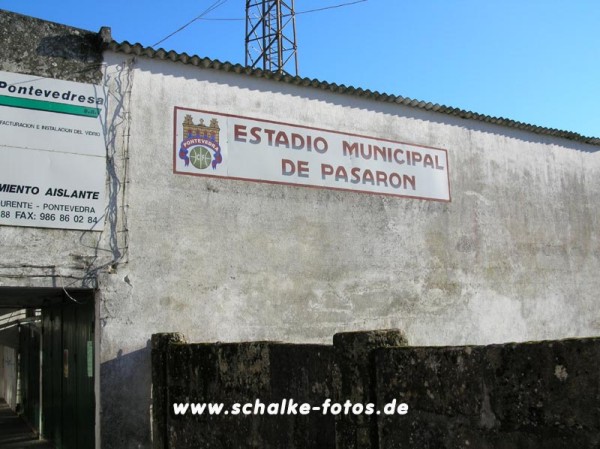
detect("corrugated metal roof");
top-left (105, 40), bottom-right (600, 147)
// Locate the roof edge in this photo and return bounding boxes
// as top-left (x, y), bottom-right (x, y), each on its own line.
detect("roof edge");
top-left (105, 40), bottom-right (600, 148)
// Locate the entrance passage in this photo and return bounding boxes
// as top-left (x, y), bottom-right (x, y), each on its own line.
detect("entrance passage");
top-left (0, 287), bottom-right (95, 449)
top-left (0, 398), bottom-right (54, 447)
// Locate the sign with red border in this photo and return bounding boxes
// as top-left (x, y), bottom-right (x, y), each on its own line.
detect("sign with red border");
top-left (173, 107), bottom-right (451, 202)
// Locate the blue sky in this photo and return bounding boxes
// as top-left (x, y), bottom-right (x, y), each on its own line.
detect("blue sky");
top-left (2, 0), bottom-right (599, 138)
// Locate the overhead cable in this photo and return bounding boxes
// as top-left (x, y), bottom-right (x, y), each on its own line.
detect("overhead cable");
top-left (152, 0), bottom-right (230, 47)
top-left (194, 0), bottom-right (369, 22)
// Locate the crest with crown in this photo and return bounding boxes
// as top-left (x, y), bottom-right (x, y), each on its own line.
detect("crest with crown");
top-left (179, 114), bottom-right (223, 170)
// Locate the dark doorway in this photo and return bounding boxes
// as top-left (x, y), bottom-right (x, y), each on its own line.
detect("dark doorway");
top-left (0, 287), bottom-right (96, 449)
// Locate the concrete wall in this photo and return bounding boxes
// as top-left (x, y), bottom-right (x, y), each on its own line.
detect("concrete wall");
top-left (152, 331), bottom-right (405, 449)
top-left (0, 10), bottom-right (117, 447)
top-left (0, 10), bottom-right (103, 84)
top-left (102, 49), bottom-right (600, 347)
top-left (1, 345), bottom-right (17, 410)
top-left (97, 50), bottom-right (600, 446)
top-left (0, 11), bottom-right (119, 292)
top-left (375, 338), bottom-right (600, 447)
top-left (153, 332), bottom-right (600, 448)
top-left (165, 341), bottom-right (338, 449)
top-left (0, 310), bottom-right (21, 411)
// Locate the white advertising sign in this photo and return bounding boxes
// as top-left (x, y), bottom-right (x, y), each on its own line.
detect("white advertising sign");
top-left (0, 70), bottom-right (106, 230)
top-left (173, 107), bottom-right (450, 201)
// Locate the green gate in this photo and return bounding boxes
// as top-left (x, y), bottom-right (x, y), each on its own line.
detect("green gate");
top-left (42, 292), bottom-right (95, 449)
top-left (19, 311), bottom-right (41, 432)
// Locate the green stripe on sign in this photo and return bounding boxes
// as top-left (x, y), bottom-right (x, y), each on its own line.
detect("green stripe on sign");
top-left (0, 95), bottom-right (100, 118)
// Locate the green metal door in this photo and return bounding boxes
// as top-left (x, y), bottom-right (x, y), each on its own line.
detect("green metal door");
top-left (74, 298), bottom-right (95, 448)
top-left (42, 303), bottom-right (62, 446)
top-left (41, 293), bottom-right (95, 449)
top-left (19, 314), bottom-right (40, 432)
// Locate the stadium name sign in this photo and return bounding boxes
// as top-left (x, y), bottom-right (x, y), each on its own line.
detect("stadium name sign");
top-left (174, 107), bottom-right (450, 202)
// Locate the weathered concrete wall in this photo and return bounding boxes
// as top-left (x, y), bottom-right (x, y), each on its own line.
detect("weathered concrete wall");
top-left (1, 345), bottom-right (17, 410)
top-left (0, 10), bottom-right (127, 449)
top-left (0, 10), bottom-right (122, 293)
top-left (0, 10), bottom-right (104, 84)
top-left (95, 49), bottom-right (600, 447)
top-left (375, 338), bottom-right (600, 448)
top-left (153, 333), bottom-right (600, 448)
top-left (152, 330), bottom-right (407, 449)
top-left (333, 330), bottom-right (408, 449)
top-left (152, 333), bottom-right (186, 449)
top-left (162, 339), bottom-right (339, 449)
top-left (101, 48), bottom-right (600, 347)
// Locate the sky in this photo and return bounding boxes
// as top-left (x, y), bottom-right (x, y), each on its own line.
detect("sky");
top-left (2, 0), bottom-right (599, 138)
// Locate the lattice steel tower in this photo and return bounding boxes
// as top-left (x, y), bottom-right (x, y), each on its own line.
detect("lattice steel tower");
top-left (245, 0), bottom-right (298, 76)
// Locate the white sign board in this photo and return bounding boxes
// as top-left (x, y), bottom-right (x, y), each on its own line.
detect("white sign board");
top-left (174, 107), bottom-right (450, 201)
top-left (0, 70), bottom-right (106, 230)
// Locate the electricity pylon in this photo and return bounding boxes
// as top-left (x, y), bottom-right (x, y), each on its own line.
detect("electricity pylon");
top-left (245, 0), bottom-right (299, 76)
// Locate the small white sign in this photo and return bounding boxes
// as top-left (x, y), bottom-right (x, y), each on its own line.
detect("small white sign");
top-left (0, 70), bottom-right (106, 230)
top-left (174, 107), bottom-right (450, 202)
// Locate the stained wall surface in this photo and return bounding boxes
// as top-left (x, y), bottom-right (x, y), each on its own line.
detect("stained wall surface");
top-left (1, 346), bottom-right (17, 410)
top-left (98, 49), bottom-right (600, 445)
top-left (102, 50), bottom-right (600, 349)
top-left (0, 11), bottom-right (111, 291)
top-left (375, 338), bottom-right (600, 448)
top-left (1, 9), bottom-right (600, 448)
top-left (151, 333), bottom-right (600, 449)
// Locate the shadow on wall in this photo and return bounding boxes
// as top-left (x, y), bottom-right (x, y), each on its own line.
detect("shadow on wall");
top-left (100, 340), bottom-right (152, 448)
top-left (37, 34), bottom-right (103, 63)
top-left (0, 10), bottom-right (104, 84)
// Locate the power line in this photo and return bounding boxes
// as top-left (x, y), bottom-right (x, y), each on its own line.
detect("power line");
top-left (152, 0), bottom-right (367, 48)
top-left (296, 0), bottom-right (367, 16)
top-left (152, 0), bottom-right (230, 47)
top-left (194, 0), bottom-right (368, 22)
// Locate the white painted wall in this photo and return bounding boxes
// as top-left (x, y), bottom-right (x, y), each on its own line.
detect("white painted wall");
top-left (100, 52), bottom-right (600, 355)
